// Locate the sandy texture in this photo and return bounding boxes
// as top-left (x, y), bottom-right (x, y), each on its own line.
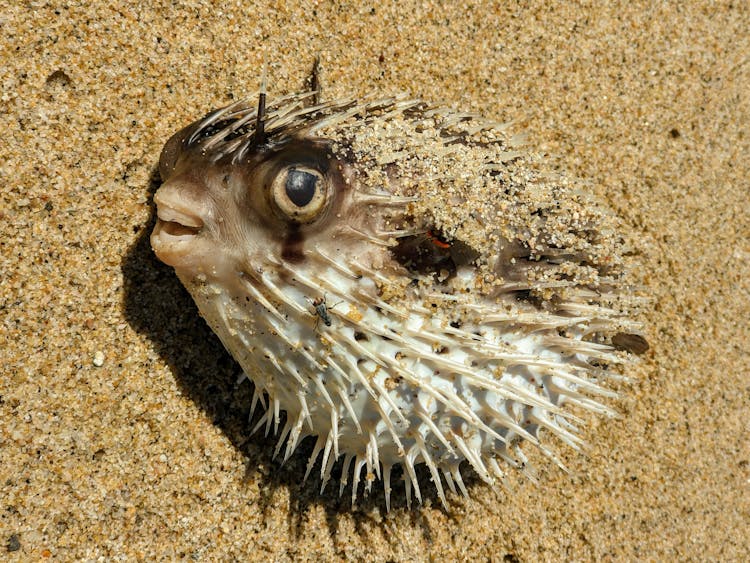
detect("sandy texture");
top-left (1, 1), bottom-right (748, 560)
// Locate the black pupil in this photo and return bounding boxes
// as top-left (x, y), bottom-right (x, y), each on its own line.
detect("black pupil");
top-left (285, 169), bottom-right (318, 207)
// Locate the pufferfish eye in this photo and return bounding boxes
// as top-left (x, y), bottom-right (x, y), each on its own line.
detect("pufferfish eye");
top-left (270, 166), bottom-right (330, 224)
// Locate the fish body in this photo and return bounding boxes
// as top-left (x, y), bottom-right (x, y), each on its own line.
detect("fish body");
top-left (151, 92), bottom-right (643, 510)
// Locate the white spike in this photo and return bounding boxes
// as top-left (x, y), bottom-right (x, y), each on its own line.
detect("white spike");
top-left (562, 394), bottom-right (616, 417)
top-left (488, 457), bottom-right (507, 482)
top-left (415, 435), bottom-right (447, 509)
top-left (324, 354), bottom-right (355, 387)
top-left (537, 443), bottom-right (570, 473)
top-left (353, 291), bottom-right (410, 319)
top-left (312, 375), bottom-right (336, 410)
top-left (200, 110), bottom-right (256, 152)
top-left (403, 472), bottom-right (412, 510)
top-left (403, 449), bottom-right (422, 505)
top-left (451, 433), bottom-right (492, 484)
top-left (369, 381), bottom-right (407, 455)
top-left (314, 246), bottom-right (362, 279)
top-left (336, 384), bottom-right (363, 434)
top-left (296, 390), bottom-right (313, 431)
top-left (320, 431), bottom-right (337, 493)
top-left (338, 353), bottom-right (406, 453)
top-left (348, 259), bottom-right (402, 288)
top-left (383, 465), bottom-right (393, 512)
top-left (236, 274), bottom-right (286, 324)
top-left (304, 436), bottom-right (325, 482)
top-left (189, 98), bottom-right (250, 145)
top-left (344, 224), bottom-right (393, 246)
top-left (303, 101), bottom-right (365, 134)
top-left (249, 386), bottom-right (266, 421)
top-left (368, 431), bottom-right (381, 480)
top-left (265, 350), bottom-right (307, 389)
top-left (353, 193), bottom-right (419, 206)
top-left (275, 261), bottom-right (328, 294)
top-left (261, 273), bottom-right (308, 315)
top-left (482, 403), bottom-right (538, 445)
top-left (283, 413), bottom-right (306, 463)
top-left (250, 410), bottom-right (269, 436)
top-left (272, 396), bottom-right (280, 435)
top-left (416, 411), bottom-right (455, 456)
top-left (339, 454), bottom-right (354, 497)
top-left (513, 446), bottom-right (538, 482)
top-left (443, 468), bottom-right (457, 495)
top-left (546, 367), bottom-right (617, 397)
top-left (330, 409), bottom-right (340, 459)
top-left (351, 457), bottom-right (366, 506)
top-left (453, 465), bottom-right (469, 497)
top-left (273, 420), bottom-right (293, 459)
top-left (319, 431), bottom-right (333, 482)
top-left (375, 228), bottom-right (425, 239)
top-left (264, 95), bottom-right (318, 131)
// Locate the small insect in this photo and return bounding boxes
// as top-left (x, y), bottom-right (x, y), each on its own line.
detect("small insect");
top-left (306, 294), bottom-right (341, 328)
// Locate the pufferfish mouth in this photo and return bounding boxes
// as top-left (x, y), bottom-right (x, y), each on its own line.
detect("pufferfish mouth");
top-left (151, 205), bottom-right (205, 268)
top-left (154, 207), bottom-right (204, 238)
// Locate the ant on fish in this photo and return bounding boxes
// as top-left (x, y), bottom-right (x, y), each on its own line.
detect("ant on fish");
top-left (306, 294), bottom-right (342, 328)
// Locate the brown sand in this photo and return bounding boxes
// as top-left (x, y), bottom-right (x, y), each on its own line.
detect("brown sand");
top-left (2, 1), bottom-right (748, 560)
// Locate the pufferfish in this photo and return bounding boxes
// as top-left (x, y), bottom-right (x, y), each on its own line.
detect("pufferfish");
top-left (151, 87), bottom-right (646, 511)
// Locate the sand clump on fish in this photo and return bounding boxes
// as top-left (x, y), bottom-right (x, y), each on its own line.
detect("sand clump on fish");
top-left (151, 85), bottom-right (647, 511)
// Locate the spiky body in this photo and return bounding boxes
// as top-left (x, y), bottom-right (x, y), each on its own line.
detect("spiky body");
top-left (151, 92), bottom-right (643, 510)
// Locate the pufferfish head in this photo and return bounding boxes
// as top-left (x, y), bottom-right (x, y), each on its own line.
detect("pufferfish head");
top-left (151, 92), bottom-right (646, 511)
top-left (153, 108), bottom-right (359, 279)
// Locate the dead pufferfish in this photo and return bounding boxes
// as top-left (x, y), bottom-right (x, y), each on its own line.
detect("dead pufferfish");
top-left (151, 90), bottom-right (646, 511)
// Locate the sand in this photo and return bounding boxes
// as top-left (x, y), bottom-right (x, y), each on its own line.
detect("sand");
top-left (1, 1), bottom-right (748, 560)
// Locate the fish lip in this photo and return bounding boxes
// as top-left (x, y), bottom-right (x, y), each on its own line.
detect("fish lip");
top-left (155, 206), bottom-right (204, 230)
top-left (151, 217), bottom-right (201, 241)
top-left (150, 206), bottom-right (204, 267)
top-left (152, 205), bottom-right (204, 243)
